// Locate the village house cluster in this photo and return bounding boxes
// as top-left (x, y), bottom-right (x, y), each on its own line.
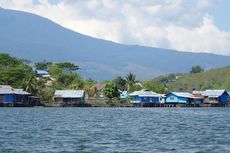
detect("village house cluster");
top-left (129, 89), bottom-right (230, 107)
top-left (0, 83), bottom-right (230, 107)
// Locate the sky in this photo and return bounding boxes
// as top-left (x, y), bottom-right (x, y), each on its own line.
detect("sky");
top-left (0, 0), bottom-right (230, 55)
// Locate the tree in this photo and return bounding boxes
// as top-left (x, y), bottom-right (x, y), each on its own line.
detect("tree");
top-left (85, 78), bottom-right (97, 87)
top-left (39, 88), bottom-right (55, 105)
top-left (190, 65), bottom-right (204, 74)
top-left (48, 63), bottom-right (81, 89)
top-left (48, 64), bottom-right (62, 77)
top-left (35, 60), bottom-right (52, 70)
top-left (22, 74), bottom-right (38, 95)
top-left (57, 73), bottom-right (78, 88)
top-left (125, 73), bottom-right (138, 92)
top-left (143, 80), bottom-right (167, 94)
top-left (104, 82), bottom-right (120, 99)
top-left (69, 78), bottom-right (85, 90)
top-left (112, 76), bottom-right (126, 91)
top-left (0, 54), bottom-right (33, 87)
top-left (0, 54), bottom-right (22, 67)
top-left (87, 86), bottom-right (99, 98)
top-left (56, 62), bottom-right (79, 73)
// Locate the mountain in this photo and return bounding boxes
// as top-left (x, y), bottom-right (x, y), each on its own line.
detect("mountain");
top-left (0, 7), bottom-right (230, 81)
top-left (153, 66), bottom-right (230, 92)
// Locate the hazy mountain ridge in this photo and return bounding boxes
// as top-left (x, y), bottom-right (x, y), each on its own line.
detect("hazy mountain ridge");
top-left (1, 7), bottom-right (230, 80)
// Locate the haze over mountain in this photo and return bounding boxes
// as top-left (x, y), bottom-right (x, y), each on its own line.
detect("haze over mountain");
top-left (0, 7), bottom-right (230, 81)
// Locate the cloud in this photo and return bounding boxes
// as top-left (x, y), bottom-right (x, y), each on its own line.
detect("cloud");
top-left (0, 0), bottom-right (230, 55)
top-left (167, 15), bottom-right (230, 54)
top-left (197, 0), bottom-right (217, 9)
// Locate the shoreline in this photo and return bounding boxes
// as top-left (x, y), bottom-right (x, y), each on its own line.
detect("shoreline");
top-left (1, 104), bottom-right (229, 108)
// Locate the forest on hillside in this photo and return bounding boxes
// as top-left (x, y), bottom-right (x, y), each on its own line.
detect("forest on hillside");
top-left (0, 54), bottom-right (164, 106)
top-left (151, 65), bottom-right (230, 92)
top-left (1, 53), bottom-right (229, 106)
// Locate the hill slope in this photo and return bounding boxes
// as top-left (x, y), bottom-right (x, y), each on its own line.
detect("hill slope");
top-left (155, 66), bottom-right (230, 92)
top-left (1, 7), bottom-right (230, 80)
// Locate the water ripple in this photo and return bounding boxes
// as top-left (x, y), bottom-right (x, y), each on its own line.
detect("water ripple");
top-left (1, 108), bottom-right (230, 152)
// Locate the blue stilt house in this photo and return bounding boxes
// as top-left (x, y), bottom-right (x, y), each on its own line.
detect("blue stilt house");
top-left (202, 90), bottom-right (229, 105)
top-left (0, 85), bottom-right (31, 106)
top-left (191, 91), bottom-right (205, 104)
top-left (165, 92), bottom-right (194, 104)
top-left (129, 89), bottom-right (164, 103)
top-left (0, 86), bottom-right (15, 104)
top-left (192, 96), bottom-right (204, 104)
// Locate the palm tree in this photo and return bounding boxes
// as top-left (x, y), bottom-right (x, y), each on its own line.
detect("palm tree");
top-left (22, 74), bottom-right (38, 95)
top-left (125, 73), bottom-right (138, 92)
top-left (90, 86), bottom-right (99, 98)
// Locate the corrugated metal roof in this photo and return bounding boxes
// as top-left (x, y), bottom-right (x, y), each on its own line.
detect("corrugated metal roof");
top-left (170, 92), bottom-right (193, 98)
top-left (202, 90), bottom-right (226, 97)
top-left (0, 86), bottom-right (30, 95)
top-left (129, 89), bottom-right (161, 97)
top-left (192, 91), bottom-right (204, 95)
top-left (0, 88), bottom-right (13, 94)
top-left (14, 89), bottom-right (31, 95)
top-left (35, 70), bottom-right (49, 75)
top-left (54, 90), bottom-right (84, 98)
top-left (0, 85), bottom-right (13, 89)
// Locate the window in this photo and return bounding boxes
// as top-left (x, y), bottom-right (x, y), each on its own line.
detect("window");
top-left (170, 96), bottom-right (174, 100)
top-left (0, 95), bottom-right (5, 102)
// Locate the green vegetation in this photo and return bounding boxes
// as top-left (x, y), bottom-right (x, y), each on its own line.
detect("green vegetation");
top-left (0, 54), bottom-right (33, 87)
top-left (0, 54), bottom-right (136, 106)
top-left (112, 76), bottom-right (126, 91)
top-left (190, 65), bottom-right (204, 74)
top-left (1, 53), bottom-right (229, 107)
top-left (0, 54), bottom-right (90, 106)
top-left (125, 73), bottom-right (138, 92)
top-left (143, 80), bottom-right (167, 94)
top-left (152, 66), bottom-right (230, 92)
top-left (103, 82), bottom-right (120, 105)
top-left (104, 82), bottom-right (120, 100)
top-left (35, 60), bottom-right (52, 70)
top-left (22, 73), bottom-right (39, 95)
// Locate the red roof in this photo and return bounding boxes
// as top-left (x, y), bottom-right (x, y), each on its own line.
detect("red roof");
top-left (192, 94), bottom-right (204, 99)
top-left (91, 84), bottom-right (105, 91)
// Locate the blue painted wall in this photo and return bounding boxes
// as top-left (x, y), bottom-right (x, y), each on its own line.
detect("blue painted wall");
top-left (165, 93), bottom-right (188, 103)
top-left (219, 91), bottom-right (229, 104)
top-left (15, 95), bottom-right (29, 104)
top-left (131, 96), bottom-right (160, 103)
top-left (0, 94), bottom-right (14, 103)
top-left (0, 94), bottom-right (30, 104)
top-left (194, 98), bottom-right (204, 104)
top-left (140, 97), bottom-right (159, 103)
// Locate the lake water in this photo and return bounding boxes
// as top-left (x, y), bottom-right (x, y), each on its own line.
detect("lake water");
top-left (1, 108), bottom-right (230, 153)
